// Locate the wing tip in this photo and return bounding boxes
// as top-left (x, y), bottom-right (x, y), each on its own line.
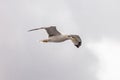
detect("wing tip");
top-left (28, 30), bottom-right (32, 32)
top-left (75, 42), bottom-right (82, 48)
top-left (27, 28), bottom-right (43, 32)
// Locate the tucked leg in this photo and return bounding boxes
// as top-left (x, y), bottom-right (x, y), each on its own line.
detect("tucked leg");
top-left (40, 39), bottom-right (49, 43)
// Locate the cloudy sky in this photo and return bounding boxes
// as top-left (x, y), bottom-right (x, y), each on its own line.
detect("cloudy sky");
top-left (0, 0), bottom-right (120, 80)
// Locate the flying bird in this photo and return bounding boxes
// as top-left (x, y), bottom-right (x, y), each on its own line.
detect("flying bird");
top-left (28, 26), bottom-right (82, 48)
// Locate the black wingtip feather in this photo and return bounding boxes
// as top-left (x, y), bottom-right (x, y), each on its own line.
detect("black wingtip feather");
top-left (75, 42), bottom-right (82, 48)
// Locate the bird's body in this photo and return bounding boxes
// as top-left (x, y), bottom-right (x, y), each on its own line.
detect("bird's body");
top-left (28, 26), bottom-right (82, 48)
top-left (47, 35), bottom-right (69, 42)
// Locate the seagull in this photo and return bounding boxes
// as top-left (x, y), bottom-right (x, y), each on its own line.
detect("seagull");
top-left (28, 26), bottom-right (82, 48)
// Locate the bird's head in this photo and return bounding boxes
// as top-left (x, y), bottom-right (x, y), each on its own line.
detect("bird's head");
top-left (67, 35), bottom-right (82, 48)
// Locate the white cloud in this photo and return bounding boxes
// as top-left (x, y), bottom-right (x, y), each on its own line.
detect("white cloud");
top-left (87, 38), bottom-right (120, 80)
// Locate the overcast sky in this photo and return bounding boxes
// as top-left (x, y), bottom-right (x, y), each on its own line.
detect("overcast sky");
top-left (0, 0), bottom-right (120, 80)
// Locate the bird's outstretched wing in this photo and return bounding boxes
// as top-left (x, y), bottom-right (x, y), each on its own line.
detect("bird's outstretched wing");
top-left (69, 35), bottom-right (82, 48)
top-left (44, 26), bottom-right (61, 37)
top-left (28, 26), bottom-right (61, 37)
